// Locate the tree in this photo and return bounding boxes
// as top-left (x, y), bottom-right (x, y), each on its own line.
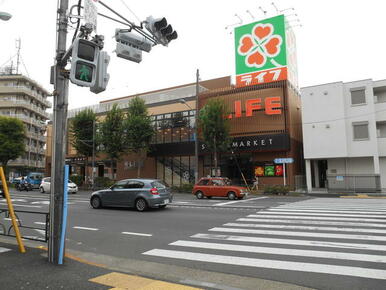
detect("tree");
top-left (199, 98), bottom-right (231, 175)
top-left (69, 109), bottom-right (96, 183)
top-left (0, 116), bottom-right (26, 176)
top-left (98, 104), bottom-right (126, 180)
top-left (124, 97), bottom-right (154, 178)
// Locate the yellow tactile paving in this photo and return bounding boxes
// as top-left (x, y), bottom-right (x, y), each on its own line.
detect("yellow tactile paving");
top-left (341, 194), bottom-right (386, 198)
top-left (89, 272), bottom-right (202, 290)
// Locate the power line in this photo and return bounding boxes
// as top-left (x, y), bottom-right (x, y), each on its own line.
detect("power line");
top-left (119, 0), bottom-right (141, 23)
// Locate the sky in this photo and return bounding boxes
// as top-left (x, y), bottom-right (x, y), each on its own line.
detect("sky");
top-left (1, 0), bottom-right (386, 110)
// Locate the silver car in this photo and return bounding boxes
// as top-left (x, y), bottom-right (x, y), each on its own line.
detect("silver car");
top-left (39, 177), bottom-right (78, 194)
top-left (90, 179), bottom-right (172, 212)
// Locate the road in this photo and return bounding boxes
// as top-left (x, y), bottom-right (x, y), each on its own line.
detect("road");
top-left (1, 190), bottom-right (386, 290)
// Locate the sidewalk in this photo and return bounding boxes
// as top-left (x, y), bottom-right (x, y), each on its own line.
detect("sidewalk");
top-left (0, 237), bottom-right (313, 290)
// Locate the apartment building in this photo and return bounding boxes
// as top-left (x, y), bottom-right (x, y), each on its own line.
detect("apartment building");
top-left (0, 73), bottom-right (51, 176)
top-left (301, 79), bottom-right (386, 192)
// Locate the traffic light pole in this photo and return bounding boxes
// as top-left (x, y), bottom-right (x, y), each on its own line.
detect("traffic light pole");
top-left (49, 0), bottom-right (69, 264)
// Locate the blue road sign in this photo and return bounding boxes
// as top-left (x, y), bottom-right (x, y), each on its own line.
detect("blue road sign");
top-left (274, 158), bottom-right (294, 164)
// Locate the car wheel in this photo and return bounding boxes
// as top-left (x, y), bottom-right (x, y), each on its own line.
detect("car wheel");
top-left (135, 198), bottom-right (148, 212)
top-left (40, 187), bottom-right (45, 193)
top-left (196, 191), bottom-right (204, 199)
top-left (90, 196), bottom-right (102, 209)
top-left (227, 191), bottom-right (236, 200)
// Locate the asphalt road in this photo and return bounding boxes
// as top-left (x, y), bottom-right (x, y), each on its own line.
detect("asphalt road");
top-left (1, 190), bottom-right (386, 290)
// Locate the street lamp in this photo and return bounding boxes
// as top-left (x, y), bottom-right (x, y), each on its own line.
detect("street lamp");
top-left (0, 12), bottom-right (12, 21)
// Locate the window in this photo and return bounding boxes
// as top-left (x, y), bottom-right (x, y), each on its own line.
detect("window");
top-left (126, 181), bottom-right (144, 189)
top-left (350, 88), bottom-right (366, 105)
top-left (198, 179), bottom-right (209, 185)
top-left (376, 122), bottom-right (386, 138)
top-left (113, 180), bottom-right (128, 189)
top-left (353, 122), bottom-right (369, 140)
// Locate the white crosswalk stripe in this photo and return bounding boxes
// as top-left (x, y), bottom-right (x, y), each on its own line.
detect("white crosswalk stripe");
top-left (0, 247), bottom-right (11, 254)
top-left (143, 198), bottom-right (386, 282)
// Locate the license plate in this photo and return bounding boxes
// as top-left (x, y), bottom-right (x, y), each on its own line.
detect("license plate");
top-left (163, 199), bottom-right (169, 204)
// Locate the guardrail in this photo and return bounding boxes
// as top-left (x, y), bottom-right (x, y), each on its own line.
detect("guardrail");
top-left (0, 208), bottom-right (49, 242)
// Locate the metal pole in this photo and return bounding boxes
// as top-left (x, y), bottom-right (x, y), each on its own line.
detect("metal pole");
top-left (92, 120), bottom-right (95, 189)
top-left (194, 69), bottom-right (199, 183)
top-left (49, 0), bottom-right (69, 264)
top-left (283, 163), bottom-right (286, 186)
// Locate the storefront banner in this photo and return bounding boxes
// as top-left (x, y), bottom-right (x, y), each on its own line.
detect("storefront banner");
top-left (235, 14), bottom-right (287, 88)
top-left (200, 133), bottom-right (290, 153)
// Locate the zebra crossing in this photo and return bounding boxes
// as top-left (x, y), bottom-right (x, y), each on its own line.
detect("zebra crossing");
top-left (143, 198), bottom-right (386, 288)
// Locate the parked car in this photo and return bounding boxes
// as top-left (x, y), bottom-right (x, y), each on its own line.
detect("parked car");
top-left (26, 172), bottom-right (44, 189)
top-left (192, 177), bottom-right (249, 200)
top-left (39, 177), bottom-right (78, 194)
top-left (90, 179), bottom-right (172, 212)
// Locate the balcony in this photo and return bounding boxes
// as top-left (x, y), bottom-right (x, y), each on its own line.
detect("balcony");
top-left (0, 100), bottom-right (50, 119)
top-left (0, 85), bottom-right (52, 108)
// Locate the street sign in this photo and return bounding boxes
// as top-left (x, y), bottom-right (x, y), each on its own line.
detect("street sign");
top-left (84, 0), bottom-right (98, 32)
top-left (274, 158), bottom-right (294, 164)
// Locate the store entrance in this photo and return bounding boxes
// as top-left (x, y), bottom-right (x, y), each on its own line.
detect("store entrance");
top-left (221, 153), bottom-right (253, 186)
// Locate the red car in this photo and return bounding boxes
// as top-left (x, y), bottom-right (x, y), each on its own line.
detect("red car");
top-left (192, 177), bottom-right (249, 200)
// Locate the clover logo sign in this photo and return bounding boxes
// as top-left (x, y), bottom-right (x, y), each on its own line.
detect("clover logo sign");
top-left (234, 15), bottom-right (288, 87)
top-left (238, 23), bottom-right (283, 68)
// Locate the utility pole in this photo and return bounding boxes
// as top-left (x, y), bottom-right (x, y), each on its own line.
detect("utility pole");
top-left (194, 69), bottom-right (200, 183)
top-left (49, 0), bottom-right (69, 264)
top-left (92, 120), bottom-right (95, 189)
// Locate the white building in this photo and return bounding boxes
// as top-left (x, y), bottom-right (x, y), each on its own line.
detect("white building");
top-left (301, 79), bottom-right (386, 192)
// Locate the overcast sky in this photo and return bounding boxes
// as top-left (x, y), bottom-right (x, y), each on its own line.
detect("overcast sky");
top-left (1, 0), bottom-right (386, 110)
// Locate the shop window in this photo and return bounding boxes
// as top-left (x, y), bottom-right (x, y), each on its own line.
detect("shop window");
top-left (353, 122), bottom-right (369, 140)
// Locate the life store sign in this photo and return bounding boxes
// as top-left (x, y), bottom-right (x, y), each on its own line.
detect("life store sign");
top-left (234, 14), bottom-right (288, 88)
top-left (200, 133), bottom-right (290, 153)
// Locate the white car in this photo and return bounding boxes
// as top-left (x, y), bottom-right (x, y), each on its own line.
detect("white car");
top-left (40, 177), bottom-right (78, 194)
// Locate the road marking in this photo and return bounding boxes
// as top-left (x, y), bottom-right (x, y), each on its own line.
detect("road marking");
top-left (191, 233), bottom-right (386, 251)
top-left (35, 229), bottom-right (46, 236)
top-left (224, 222), bottom-right (386, 234)
top-left (0, 202), bottom-right (41, 208)
top-left (247, 214), bottom-right (386, 223)
top-left (0, 247), bottom-right (11, 253)
top-left (259, 211), bottom-right (386, 218)
top-left (214, 196), bottom-right (268, 206)
top-left (237, 218), bottom-right (386, 228)
top-left (143, 249), bottom-right (386, 280)
top-left (4, 218), bottom-right (20, 221)
top-left (34, 222), bottom-right (46, 225)
top-left (73, 226), bottom-right (98, 231)
top-left (121, 231), bottom-right (152, 237)
top-left (209, 227), bottom-right (386, 242)
top-left (90, 272), bottom-right (200, 289)
top-left (170, 240), bottom-right (386, 263)
top-left (268, 208), bottom-right (386, 214)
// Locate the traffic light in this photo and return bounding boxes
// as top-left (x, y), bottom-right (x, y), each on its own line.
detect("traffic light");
top-left (145, 16), bottom-right (178, 46)
top-left (90, 51), bottom-right (110, 94)
top-left (114, 30), bottom-right (153, 63)
top-left (70, 38), bottom-right (99, 87)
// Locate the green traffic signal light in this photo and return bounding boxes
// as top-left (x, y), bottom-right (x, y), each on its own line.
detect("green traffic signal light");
top-left (75, 62), bottom-right (93, 82)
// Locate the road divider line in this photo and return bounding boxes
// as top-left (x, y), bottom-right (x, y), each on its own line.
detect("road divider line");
top-left (34, 222), bottom-right (46, 225)
top-left (214, 196), bottom-right (268, 206)
top-left (0, 203), bottom-right (41, 208)
top-left (170, 240), bottom-right (386, 263)
top-left (0, 247), bottom-right (11, 253)
top-left (142, 249), bottom-right (386, 280)
top-left (191, 233), bottom-right (386, 251)
top-left (122, 231), bottom-right (152, 237)
top-left (73, 226), bottom-right (99, 231)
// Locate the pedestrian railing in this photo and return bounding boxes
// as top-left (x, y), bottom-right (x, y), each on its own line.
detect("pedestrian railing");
top-left (326, 174), bottom-right (381, 193)
top-left (0, 208), bottom-right (49, 242)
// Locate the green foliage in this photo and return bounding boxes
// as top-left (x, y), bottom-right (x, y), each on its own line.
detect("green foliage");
top-left (69, 109), bottom-right (96, 158)
top-left (264, 185), bottom-right (290, 195)
top-left (70, 175), bottom-right (84, 186)
top-left (199, 98), bottom-right (231, 152)
top-left (98, 104), bottom-right (127, 161)
top-left (171, 183), bottom-right (194, 193)
top-left (94, 176), bottom-right (114, 188)
top-left (124, 97), bottom-right (154, 153)
top-left (0, 116), bottom-right (25, 170)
